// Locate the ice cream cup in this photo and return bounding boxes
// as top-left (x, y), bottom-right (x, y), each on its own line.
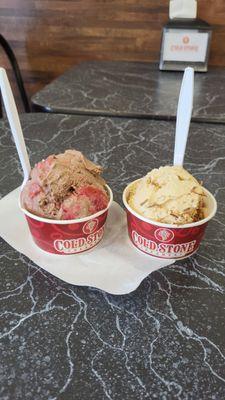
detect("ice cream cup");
top-left (19, 185), bottom-right (113, 255)
top-left (123, 180), bottom-right (217, 260)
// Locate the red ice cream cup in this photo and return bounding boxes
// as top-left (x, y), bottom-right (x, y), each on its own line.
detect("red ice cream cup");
top-left (19, 185), bottom-right (113, 255)
top-left (123, 180), bottom-right (217, 260)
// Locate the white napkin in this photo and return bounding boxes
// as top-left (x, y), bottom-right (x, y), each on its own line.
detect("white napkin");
top-left (0, 188), bottom-right (174, 295)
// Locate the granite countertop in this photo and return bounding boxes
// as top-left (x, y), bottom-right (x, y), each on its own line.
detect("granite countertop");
top-left (32, 61), bottom-right (225, 123)
top-left (1, 113), bottom-right (225, 399)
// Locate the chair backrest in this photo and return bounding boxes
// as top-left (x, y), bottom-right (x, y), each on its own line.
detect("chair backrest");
top-left (0, 34), bottom-right (30, 116)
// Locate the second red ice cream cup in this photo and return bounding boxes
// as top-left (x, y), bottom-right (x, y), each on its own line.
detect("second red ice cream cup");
top-left (123, 180), bottom-right (217, 260)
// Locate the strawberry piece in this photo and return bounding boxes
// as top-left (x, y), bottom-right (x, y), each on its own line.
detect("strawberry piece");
top-left (78, 186), bottom-right (108, 212)
top-left (29, 183), bottom-right (42, 199)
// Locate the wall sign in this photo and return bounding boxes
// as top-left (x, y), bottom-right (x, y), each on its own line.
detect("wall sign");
top-left (159, 19), bottom-right (212, 72)
top-left (162, 30), bottom-right (209, 62)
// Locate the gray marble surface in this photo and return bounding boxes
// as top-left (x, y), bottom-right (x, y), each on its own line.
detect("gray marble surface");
top-left (32, 61), bottom-right (225, 123)
top-left (0, 113), bottom-right (225, 400)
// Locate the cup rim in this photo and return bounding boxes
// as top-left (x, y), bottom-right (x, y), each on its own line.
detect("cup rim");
top-left (123, 179), bottom-right (217, 229)
top-left (19, 184), bottom-right (113, 225)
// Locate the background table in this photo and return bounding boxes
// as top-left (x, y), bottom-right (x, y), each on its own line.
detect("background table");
top-left (1, 113), bottom-right (225, 399)
top-left (32, 61), bottom-right (225, 123)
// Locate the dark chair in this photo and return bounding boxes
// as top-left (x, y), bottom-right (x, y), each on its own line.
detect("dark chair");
top-left (0, 34), bottom-right (31, 116)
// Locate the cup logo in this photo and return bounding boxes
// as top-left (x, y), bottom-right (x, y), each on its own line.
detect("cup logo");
top-left (182, 36), bottom-right (190, 44)
top-left (83, 219), bottom-right (98, 234)
top-left (132, 230), bottom-right (196, 258)
top-left (54, 226), bottom-right (104, 254)
top-left (154, 228), bottom-right (174, 242)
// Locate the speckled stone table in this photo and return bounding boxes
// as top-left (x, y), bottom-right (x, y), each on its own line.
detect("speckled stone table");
top-left (32, 61), bottom-right (225, 123)
top-left (1, 113), bottom-right (225, 400)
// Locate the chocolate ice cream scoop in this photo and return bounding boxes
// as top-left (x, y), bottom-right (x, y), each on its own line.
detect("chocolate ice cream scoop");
top-left (21, 150), bottom-right (109, 220)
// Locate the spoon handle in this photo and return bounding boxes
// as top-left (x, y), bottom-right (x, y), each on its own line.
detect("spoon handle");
top-left (173, 67), bottom-right (194, 167)
top-left (0, 68), bottom-right (31, 185)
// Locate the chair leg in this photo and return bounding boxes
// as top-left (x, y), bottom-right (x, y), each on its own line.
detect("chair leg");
top-left (0, 34), bottom-right (31, 113)
top-left (0, 94), bottom-right (2, 118)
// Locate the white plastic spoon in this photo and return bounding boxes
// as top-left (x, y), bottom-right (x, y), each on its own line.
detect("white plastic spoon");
top-left (173, 67), bottom-right (194, 166)
top-left (0, 67), bottom-right (31, 188)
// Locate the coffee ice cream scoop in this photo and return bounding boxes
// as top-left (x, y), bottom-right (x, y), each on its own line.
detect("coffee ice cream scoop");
top-left (128, 166), bottom-right (206, 225)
